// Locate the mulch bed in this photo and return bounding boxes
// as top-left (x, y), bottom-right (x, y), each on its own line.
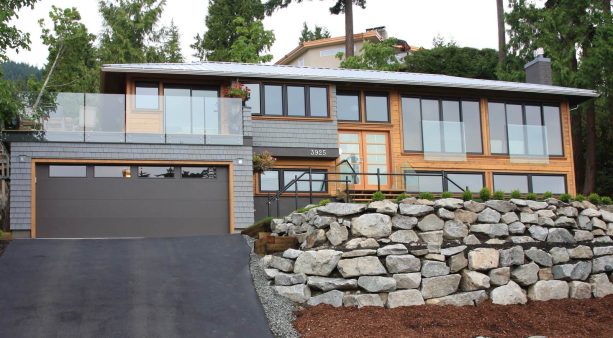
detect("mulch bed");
top-left (294, 295), bottom-right (613, 338)
top-left (0, 241), bottom-right (7, 257)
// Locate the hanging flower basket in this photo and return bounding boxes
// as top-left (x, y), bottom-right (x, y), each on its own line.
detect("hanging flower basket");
top-left (223, 81), bottom-right (251, 102)
top-left (253, 151), bottom-right (276, 173)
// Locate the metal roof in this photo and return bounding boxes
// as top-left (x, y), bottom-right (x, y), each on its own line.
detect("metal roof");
top-left (102, 61), bottom-right (598, 98)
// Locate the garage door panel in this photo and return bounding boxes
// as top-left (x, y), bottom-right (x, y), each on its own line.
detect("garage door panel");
top-left (36, 164), bottom-right (229, 238)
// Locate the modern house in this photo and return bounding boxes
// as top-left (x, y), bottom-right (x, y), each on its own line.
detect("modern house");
top-left (275, 27), bottom-right (415, 67)
top-left (2, 58), bottom-right (597, 239)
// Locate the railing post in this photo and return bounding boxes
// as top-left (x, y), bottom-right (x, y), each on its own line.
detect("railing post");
top-left (294, 175), bottom-right (299, 211)
top-left (276, 193), bottom-right (280, 218)
top-left (377, 168), bottom-right (381, 192)
top-left (267, 193), bottom-right (271, 217)
top-left (345, 177), bottom-right (350, 203)
top-left (442, 170), bottom-right (447, 192)
top-left (308, 168), bottom-right (313, 206)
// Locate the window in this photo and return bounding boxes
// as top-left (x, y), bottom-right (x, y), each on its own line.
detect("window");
top-left (309, 87), bottom-right (328, 117)
top-left (287, 86), bottom-right (306, 116)
top-left (365, 93), bottom-right (389, 122)
top-left (259, 84), bottom-right (329, 117)
top-left (181, 167), bottom-right (217, 179)
top-left (243, 83), bottom-right (260, 115)
top-left (264, 85), bottom-right (283, 116)
top-left (488, 102), bottom-right (563, 156)
top-left (493, 173), bottom-right (566, 194)
top-left (405, 172), bottom-right (443, 193)
top-left (49, 165), bottom-right (87, 177)
top-left (404, 171), bottom-right (483, 193)
top-left (446, 173), bottom-right (485, 193)
top-left (135, 82), bottom-right (159, 110)
top-left (337, 91), bottom-right (360, 121)
top-left (259, 169), bottom-right (327, 193)
top-left (138, 166), bottom-right (175, 178)
top-left (401, 97), bottom-right (483, 153)
top-left (94, 166), bottom-right (131, 178)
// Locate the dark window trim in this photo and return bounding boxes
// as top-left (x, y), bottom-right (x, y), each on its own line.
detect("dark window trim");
top-left (308, 85), bottom-right (331, 117)
top-left (259, 168), bottom-right (329, 193)
top-left (285, 84), bottom-right (307, 117)
top-left (262, 83), bottom-right (284, 116)
top-left (336, 90), bottom-right (362, 122)
top-left (403, 170), bottom-right (485, 193)
top-left (492, 172), bottom-right (567, 194)
top-left (364, 91), bottom-right (391, 123)
top-left (256, 82), bottom-right (330, 118)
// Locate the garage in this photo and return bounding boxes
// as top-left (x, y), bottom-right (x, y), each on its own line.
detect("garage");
top-left (34, 163), bottom-right (230, 238)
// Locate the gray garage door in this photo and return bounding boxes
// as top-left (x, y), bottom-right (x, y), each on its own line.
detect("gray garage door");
top-left (35, 164), bottom-right (229, 238)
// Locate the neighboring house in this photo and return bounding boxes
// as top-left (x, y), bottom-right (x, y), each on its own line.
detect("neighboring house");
top-left (276, 27), bottom-right (415, 67)
top-left (2, 56), bottom-right (596, 239)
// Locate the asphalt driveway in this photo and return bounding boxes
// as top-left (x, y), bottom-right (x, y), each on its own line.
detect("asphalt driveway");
top-left (0, 235), bottom-right (273, 338)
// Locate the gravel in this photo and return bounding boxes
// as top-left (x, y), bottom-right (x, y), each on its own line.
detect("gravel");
top-left (244, 236), bottom-right (300, 338)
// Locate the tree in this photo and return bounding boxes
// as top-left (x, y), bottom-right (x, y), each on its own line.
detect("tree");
top-left (299, 22), bottom-right (331, 43)
top-left (192, 0), bottom-right (274, 63)
top-left (146, 20), bottom-right (183, 63)
top-left (496, 0), bottom-right (506, 64)
top-left (264, 0), bottom-right (366, 58)
top-left (338, 38), bottom-right (400, 71)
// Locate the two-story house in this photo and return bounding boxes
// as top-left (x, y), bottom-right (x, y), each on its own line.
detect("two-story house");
top-left (4, 60), bottom-right (596, 239)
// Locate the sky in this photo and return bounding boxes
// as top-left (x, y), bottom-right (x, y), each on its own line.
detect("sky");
top-left (7, 0), bottom-right (505, 68)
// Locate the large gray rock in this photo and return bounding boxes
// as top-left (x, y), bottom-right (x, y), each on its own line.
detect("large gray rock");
top-left (508, 222), bottom-right (526, 234)
top-left (391, 215), bottom-right (418, 230)
top-left (464, 200), bottom-right (486, 213)
top-left (554, 216), bottom-right (577, 228)
top-left (377, 244), bottom-right (408, 256)
top-left (393, 273), bottom-right (421, 289)
top-left (525, 247), bottom-right (553, 267)
top-left (417, 214), bottom-right (444, 231)
top-left (399, 204), bottom-right (434, 217)
top-left (577, 215), bottom-right (592, 230)
top-left (274, 284), bottom-right (311, 303)
top-left (590, 273), bottom-right (613, 298)
top-left (326, 222), bottom-right (349, 246)
top-left (307, 290), bottom-right (344, 307)
top-left (319, 202), bottom-right (366, 216)
top-left (567, 245), bottom-right (593, 259)
top-left (510, 198), bottom-right (528, 207)
top-left (510, 236), bottom-right (538, 244)
top-left (557, 206), bottom-right (578, 217)
top-left (460, 270), bottom-right (491, 291)
top-left (537, 209), bottom-right (556, 219)
top-left (270, 255), bottom-right (295, 272)
top-left (387, 289), bottom-right (425, 308)
top-left (580, 208), bottom-right (601, 217)
top-left (344, 238), bottom-right (379, 250)
top-left (463, 234), bottom-right (481, 245)
top-left (367, 199), bottom-right (398, 215)
top-left (501, 212), bottom-right (519, 224)
top-left (594, 246), bottom-right (613, 256)
top-left (568, 281), bottom-right (592, 299)
top-left (489, 267), bottom-right (511, 286)
top-left (478, 208), bottom-right (501, 223)
top-left (341, 249), bottom-right (377, 258)
top-left (389, 230), bottom-right (420, 244)
top-left (342, 294), bottom-right (385, 308)
top-left (448, 253), bottom-right (468, 273)
top-left (527, 200), bottom-right (548, 210)
top-left (351, 213), bottom-right (392, 239)
top-left (591, 217), bottom-right (607, 230)
top-left (441, 245), bottom-right (467, 256)
top-left (420, 274), bottom-right (461, 299)
top-left (421, 260), bottom-right (450, 277)
top-left (418, 230), bottom-right (444, 245)
top-left (307, 276), bottom-right (358, 291)
top-left (337, 256), bottom-right (387, 277)
top-left (264, 268), bottom-right (281, 280)
top-left (547, 228), bottom-right (576, 243)
top-left (574, 230), bottom-right (594, 242)
top-left (528, 225), bottom-right (549, 241)
top-left (528, 280), bottom-right (569, 301)
top-left (386, 254), bottom-right (421, 273)
top-left (443, 220), bottom-right (469, 239)
top-left (511, 262), bottom-right (540, 286)
top-left (601, 210), bottom-right (613, 222)
top-left (454, 209), bottom-right (478, 224)
top-left (437, 207), bottom-right (455, 220)
top-left (275, 272), bottom-right (307, 286)
top-left (592, 255), bottom-right (613, 273)
top-left (486, 200), bottom-right (516, 213)
top-left (291, 213), bottom-right (307, 226)
top-left (357, 276), bottom-right (396, 292)
top-left (425, 290), bottom-right (488, 306)
top-left (468, 248), bottom-right (500, 271)
top-left (470, 223), bottom-right (509, 238)
top-left (537, 216), bottom-right (555, 227)
top-left (549, 247), bottom-right (570, 264)
top-left (520, 212), bottom-right (538, 224)
top-left (294, 250), bottom-right (342, 276)
top-left (434, 198), bottom-right (464, 210)
top-left (313, 215), bottom-right (335, 229)
top-left (282, 248), bottom-right (303, 260)
top-left (490, 281), bottom-right (527, 305)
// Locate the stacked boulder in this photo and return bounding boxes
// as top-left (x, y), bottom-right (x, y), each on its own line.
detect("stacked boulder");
top-left (262, 198), bottom-right (613, 308)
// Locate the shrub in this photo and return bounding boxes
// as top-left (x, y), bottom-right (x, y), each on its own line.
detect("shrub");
top-left (372, 191), bottom-right (385, 201)
top-left (479, 187), bottom-right (491, 201)
top-left (601, 196), bottom-right (613, 205)
top-left (493, 190), bottom-right (505, 200)
top-left (462, 189), bottom-right (473, 201)
top-left (587, 193), bottom-right (601, 205)
top-left (510, 189), bottom-right (521, 199)
top-left (318, 198), bottom-right (331, 206)
top-left (559, 193), bottom-right (572, 203)
top-left (419, 192), bottom-right (434, 200)
top-left (542, 191), bottom-right (553, 199)
top-left (574, 194), bottom-right (586, 202)
top-left (526, 192), bottom-right (537, 201)
top-left (252, 151), bottom-right (276, 173)
top-left (441, 191), bottom-right (452, 198)
top-left (395, 192), bottom-right (408, 203)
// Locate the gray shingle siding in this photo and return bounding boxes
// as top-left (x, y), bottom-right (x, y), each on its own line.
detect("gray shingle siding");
top-left (9, 142), bottom-right (254, 232)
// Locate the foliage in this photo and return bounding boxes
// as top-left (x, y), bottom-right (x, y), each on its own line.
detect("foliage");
top-left (395, 192), bottom-right (408, 203)
top-left (0, 79), bottom-right (24, 123)
top-left (419, 192), bottom-right (434, 201)
top-left (371, 191), bottom-right (385, 202)
top-left (526, 192), bottom-right (537, 201)
top-left (462, 189), bottom-right (473, 201)
top-left (601, 196), bottom-right (612, 205)
top-left (146, 19), bottom-right (183, 63)
top-left (441, 191), bottom-right (452, 198)
top-left (240, 216), bottom-right (272, 236)
top-left (338, 38), bottom-right (401, 71)
top-left (588, 193), bottom-right (601, 205)
top-left (542, 191), bottom-right (553, 199)
top-left (264, 0), bottom-right (366, 16)
top-left (493, 190), bottom-right (505, 200)
top-left (318, 199), bottom-right (331, 206)
top-left (479, 188), bottom-right (491, 202)
top-left (559, 193), bottom-right (572, 203)
top-left (192, 0), bottom-right (273, 63)
top-left (223, 81), bottom-right (251, 101)
top-left (0, 0), bottom-right (38, 61)
top-left (1, 61), bottom-right (41, 84)
top-left (299, 22), bottom-right (330, 43)
top-left (510, 189), bottom-right (521, 199)
top-left (252, 151), bottom-right (276, 173)
top-left (574, 194), bottom-right (586, 202)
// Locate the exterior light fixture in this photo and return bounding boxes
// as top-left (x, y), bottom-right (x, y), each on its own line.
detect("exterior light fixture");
top-left (237, 158), bottom-right (244, 165)
top-left (18, 155), bottom-right (28, 162)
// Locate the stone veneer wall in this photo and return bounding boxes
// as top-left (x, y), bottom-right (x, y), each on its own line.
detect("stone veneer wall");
top-left (259, 198), bottom-right (613, 308)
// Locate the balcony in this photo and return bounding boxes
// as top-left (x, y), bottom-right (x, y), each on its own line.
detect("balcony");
top-left (8, 92), bottom-right (245, 145)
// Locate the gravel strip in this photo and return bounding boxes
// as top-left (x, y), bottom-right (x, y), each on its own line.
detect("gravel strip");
top-left (244, 236), bottom-right (300, 338)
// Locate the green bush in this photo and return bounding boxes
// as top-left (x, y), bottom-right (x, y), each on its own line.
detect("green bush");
top-left (559, 193), bottom-right (572, 203)
top-left (493, 190), bottom-right (505, 200)
top-left (372, 191), bottom-right (385, 202)
top-left (318, 199), bottom-right (331, 206)
top-left (601, 196), bottom-right (613, 205)
top-left (462, 189), bottom-right (473, 201)
top-left (574, 194), bottom-right (586, 202)
top-left (542, 191), bottom-right (553, 199)
top-left (441, 191), bottom-right (452, 198)
top-left (510, 189), bottom-right (521, 199)
top-left (396, 192), bottom-right (408, 203)
top-left (479, 188), bottom-right (491, 201)
top-left (588, 193), bottom-right (601, 205)
top-left (419, 192), bottom-right (434, 200)
top-left (526, 192), bottom-right (537, 201)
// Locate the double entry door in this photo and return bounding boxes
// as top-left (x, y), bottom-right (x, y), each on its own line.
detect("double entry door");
top-left (339, 131), bottom-right (390, 190)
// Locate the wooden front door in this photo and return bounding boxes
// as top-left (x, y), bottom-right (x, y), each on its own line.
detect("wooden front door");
top-left (339, 131), bottom-right (390, 190)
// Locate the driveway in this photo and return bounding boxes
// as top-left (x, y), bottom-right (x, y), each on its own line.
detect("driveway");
top-left (0, 235), bottom-right (273, 338)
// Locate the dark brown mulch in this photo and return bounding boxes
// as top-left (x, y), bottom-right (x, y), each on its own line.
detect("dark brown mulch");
top-left (0, 240), bottom-right (7, 257)
top-left (294, 296), bottom-right (613, 338)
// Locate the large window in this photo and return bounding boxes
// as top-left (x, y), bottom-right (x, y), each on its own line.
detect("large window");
top-left (94, 166), bottom-right (131, 178)
top-left (337, 91), bottom-right (390, 123)
top-left (259, 169), bottom-right (328, 193)
top-left (337, 91), bottom-right (360, 121)
top-left (264, 85), bottom-right (283, 116)
top-left (365, 93), bottom-right (389, 122)
top-left (135, 82), bottom-right (159, 110)
top-left (253, 83), bottom-right (328, 117)
top-left (493, 173), bottom-right (566, 194)
top-left (488, 102), bottom-right (563, 156)
top-left (243, 83), bottom-right (260, 115)
top-left (49, 165), bottom-right (87, 177)
top-left (404, 171), bottom-right (484, 193)
top-left (401, 97), bottom-right (482, 153)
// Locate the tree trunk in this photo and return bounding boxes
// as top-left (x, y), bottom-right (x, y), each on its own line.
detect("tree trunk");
top-left (582, 101), bottom-right (597, 195)
top-left (344, 0), bottom-right (354, 58)
top-left (496, 0), bottom-right (506, 64)
top-left (572, 110), bottom-right (585, 194)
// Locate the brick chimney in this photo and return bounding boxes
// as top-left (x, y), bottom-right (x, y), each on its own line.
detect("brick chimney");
top-left (524, 48), bottom-right (552, 85)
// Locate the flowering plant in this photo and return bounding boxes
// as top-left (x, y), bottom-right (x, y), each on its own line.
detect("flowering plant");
top-left (253, 151), bottom-right (276, 173)
top-left (223, 82), bottom-right (251, 102)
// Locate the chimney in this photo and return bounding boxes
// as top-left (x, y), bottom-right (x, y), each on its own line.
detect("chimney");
top-left (524, 48), bottom-right (552, 85)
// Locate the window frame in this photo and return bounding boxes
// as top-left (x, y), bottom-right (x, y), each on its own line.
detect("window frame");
top-left (336, 90), bottom-right (362, 122)
top-left (134, 81), bottom-right (161, 111)
top-left (492, 172), bottom-right (567, 194)
top-left (403, 170), bottom-right (485, 193)
top-left (48, 165), bottom-right (88, 178)
top-left (136, 166), bottom-right (176, 179)
top-left (364, 91), bottom-right (391, 123)
top-left (93, 165), bottom-right (132, 178)
top-left (258, 168), bottom-right (329, 193)
top-left (254, 82), bottom-right (329, 118)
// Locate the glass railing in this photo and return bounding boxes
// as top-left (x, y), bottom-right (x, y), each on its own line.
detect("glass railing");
top-left (508, 124), bottom-right (549, 164)
top-left (22, 92), bottom-right (244, 145)
top-left (422, 120), bottom-right (467, 161)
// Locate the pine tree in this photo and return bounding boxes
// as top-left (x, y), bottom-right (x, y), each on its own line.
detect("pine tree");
top-left (299, 22), bottom-right (331, 43)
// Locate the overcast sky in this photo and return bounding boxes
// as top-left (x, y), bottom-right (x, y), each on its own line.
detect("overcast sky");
top-left (7, 0), bottom-right (507, 68)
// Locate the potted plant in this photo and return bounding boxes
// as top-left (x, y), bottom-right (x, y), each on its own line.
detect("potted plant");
top-left (252, 151), bottom-right (276, 173)
top-left (223, 81), bottom-right (251, 104)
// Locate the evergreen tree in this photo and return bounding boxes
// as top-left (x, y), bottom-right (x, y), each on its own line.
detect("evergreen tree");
top-left (299, 22), bottom-right (331, 43)
top-left (338, 38), bottom-right (400, 71)
top-left (147, 20), bottom-right (183, 63)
